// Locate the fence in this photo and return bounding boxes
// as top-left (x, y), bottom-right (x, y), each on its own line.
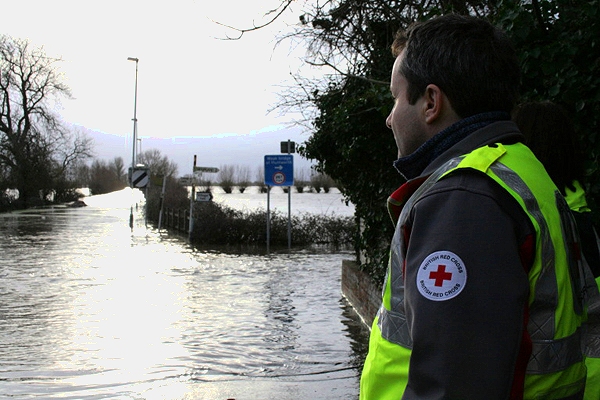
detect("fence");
top-left (161, 208), bottom-right (190, 233)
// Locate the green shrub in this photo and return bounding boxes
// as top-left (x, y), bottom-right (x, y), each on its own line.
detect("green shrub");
top-left (189, 201), bottom-right (356, 248)
top-left (145, 176), bottom-right (190, 221)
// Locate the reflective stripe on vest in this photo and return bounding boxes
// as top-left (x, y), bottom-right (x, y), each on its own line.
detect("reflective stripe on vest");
top-left (378, 143), bottom-right (585, 375)
top-left (379, 157), bottom-right (463, 349)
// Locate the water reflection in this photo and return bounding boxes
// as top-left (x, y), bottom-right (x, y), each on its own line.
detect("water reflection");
top-left (0, 191), bottom-right (369, 399)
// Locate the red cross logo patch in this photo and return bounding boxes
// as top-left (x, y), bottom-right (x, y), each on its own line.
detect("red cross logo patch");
top-left (416, 251), bottom-right (467, 301)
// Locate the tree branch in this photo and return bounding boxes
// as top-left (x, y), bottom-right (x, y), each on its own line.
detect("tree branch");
top-left (211, 0), bottom-right (296, 40)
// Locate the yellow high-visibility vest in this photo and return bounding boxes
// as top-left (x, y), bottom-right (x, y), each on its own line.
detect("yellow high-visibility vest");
top-left (360, 143), bottom-right (587, 399)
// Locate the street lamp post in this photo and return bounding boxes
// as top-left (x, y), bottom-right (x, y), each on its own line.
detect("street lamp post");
top-left (127, 57), bottom-right (139, 171)
top-left (128, 57), bottom-right (139, 230)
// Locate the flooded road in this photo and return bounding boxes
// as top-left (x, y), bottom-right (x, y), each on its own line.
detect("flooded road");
top-left (0, 190), bottom-right (369, 399)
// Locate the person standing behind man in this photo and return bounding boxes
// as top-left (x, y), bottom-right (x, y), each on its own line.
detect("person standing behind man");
top-left (514, 100), bottom-right (600, 400)
top-left (360, 14), bottom-right (589, 399)
top-left (513, 101), bottom-right (600, 278)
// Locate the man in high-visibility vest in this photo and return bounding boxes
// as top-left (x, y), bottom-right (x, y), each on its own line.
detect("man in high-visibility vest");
top-left (360, 14), bottom-right (589, 399)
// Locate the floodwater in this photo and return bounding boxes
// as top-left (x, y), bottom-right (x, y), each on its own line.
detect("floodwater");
top-left (0, 188), bottom-right (369, 400)
top-left (210, 186), bottom-right (355, 217)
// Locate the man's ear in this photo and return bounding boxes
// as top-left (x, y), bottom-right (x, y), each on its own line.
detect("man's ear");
top-left (422, 84), bottom-right (445, 124)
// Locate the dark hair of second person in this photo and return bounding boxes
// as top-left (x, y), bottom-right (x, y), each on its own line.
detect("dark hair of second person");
top-left (513, 100), bottom-right (585, 196)
top-left (514, 100), bottom-right (600, 278)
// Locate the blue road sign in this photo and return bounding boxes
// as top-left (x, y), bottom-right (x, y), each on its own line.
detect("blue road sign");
top-left (264, 155), bottom-right (294, 186)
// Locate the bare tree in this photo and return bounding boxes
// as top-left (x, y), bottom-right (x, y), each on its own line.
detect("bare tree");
top-left (294, 166), bottom-right (310, 193)
top-left (236, 165), bottom-right (252, 193)
top-left (0, 34), bottom-right (93, 207)
top-left (310, 171), bottom-right (336, 193)
top-left (110, 156), bottom-right (126, 184)
top-left (256, 165), bottom-right (268, 193)
top-left (218, 164), bottom-right (236, 194)
top-left (137, 148), bottom-right (178, 178)
top-left (213, 0), bottom-right (297, 40)
top-left (89, 159), bottom-right (123, 195)
top-left (220, 1), bottom-right (496, 124)
top-left (71, 160), bottom-right (91, 188)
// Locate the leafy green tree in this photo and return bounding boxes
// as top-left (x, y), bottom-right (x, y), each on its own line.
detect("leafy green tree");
top-left (294, 1), bottom-right (420, 279)
top-left (492, 0), bottom-right (600, 213)
top-left (229, 0), bottom-right (600, 280)
top-left (292, 0), bottom-right (600, 281)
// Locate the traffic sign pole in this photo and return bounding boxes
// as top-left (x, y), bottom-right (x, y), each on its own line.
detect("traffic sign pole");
top-left (266, 185), bottom-right (271, 254)
top-left (264, 150), bottom-right (295, 251)
top-left (285, 140), bottom-right (292, 250)
top-left (158, 176), bottom-right (167, 231)
top-left (189, 155), bottom-right (196, 239)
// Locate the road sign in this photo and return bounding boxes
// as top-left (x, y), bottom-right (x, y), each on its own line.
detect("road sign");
top-left (130, 167), bottom-right (149, 188)
top-left (280, 140), bottom-right (296, 154)
top-left (195, 192), bottom-right (213, 202)
top-left (194, 166), bottom-right (219, 173)
top-left (178, 176), bottom-right (194, 186)
top-left (264, 155), bottom-right (294, 186)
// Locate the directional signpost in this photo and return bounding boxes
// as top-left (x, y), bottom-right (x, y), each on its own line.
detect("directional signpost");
top-left (264, 153), bottom-right (295, 253)
top-left (264, 155), bottom-right (294, 186)
top-left (189, 156), bottom-right (219, 239)
top-left (178, 176), bottom-right (194, 186)
top-left (195, 192), bottom-right (213, 202)
top-left (194, 166), bottom-right (219, 174)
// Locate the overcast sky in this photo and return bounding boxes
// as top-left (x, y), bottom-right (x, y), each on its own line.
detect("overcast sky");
top-left (3, 0), bottom-right (319, 171)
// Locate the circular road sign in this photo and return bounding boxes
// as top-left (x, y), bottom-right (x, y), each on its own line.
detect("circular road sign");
top-left (272, 172), bottom-right (286, 185)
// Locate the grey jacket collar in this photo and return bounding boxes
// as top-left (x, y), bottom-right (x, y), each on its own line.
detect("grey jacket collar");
top-left (422, 120), bottom-right (524, 178)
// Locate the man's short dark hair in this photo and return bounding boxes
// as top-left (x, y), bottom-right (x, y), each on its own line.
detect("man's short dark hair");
top-left (392, 14), bottom-right (520, 118)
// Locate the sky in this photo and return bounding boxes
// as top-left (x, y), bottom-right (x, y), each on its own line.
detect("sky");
top-left (2, 0), bottom-right (321, 174)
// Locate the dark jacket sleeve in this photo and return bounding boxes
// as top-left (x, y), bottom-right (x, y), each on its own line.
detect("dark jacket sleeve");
top-left (401, 170), bottom-right (533, 400)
